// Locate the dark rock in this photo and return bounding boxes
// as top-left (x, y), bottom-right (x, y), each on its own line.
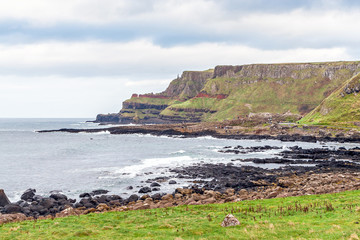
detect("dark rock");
top-left (90, 189), bottom-right (109, 196)
top-left (95, 195), bottom-right (108, 204)
top-left (109, 200), bottom-right (121, 206)
top-left (84, 203), bottom-right (94, 209)
top-left (152, 188), bottom-right (160, 191)
top-left (33, 195), bottom-right (44, 202)
top-left (106, 195), bottom-right (122, 201)
top-left (19, 201), bottom-right (29, 208)
top-left (30, 204), bottom-right (45, 213)
top-left (126, 186), bottom-right (133, 190)
top-left (39, 198), bottom-right (56, 209)
top-left (79, 193), bottom-right (91, 198)
top-left (0, 189), bottom-right (10, 207)
top-left (21, 188), bottom-right (36, 201)
top-left (127, 194), bottom-right (139, 203)
top-left (138, 187), bottom-right (152, 194)
top-left (74, 203), bottom-right (83, 208)
top-left (150, 182), bottom-right (161, 187)
top-left (50, 193), bottom-right (68, 201)
top-left (151, 193), bottom-right (162, 201)
top-left (4, 204), bottom-right (22, 214)
top-left (169, 180), bottom-right (177, 184)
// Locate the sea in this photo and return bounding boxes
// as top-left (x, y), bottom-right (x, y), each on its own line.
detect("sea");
top-left (0, 118), bottom-right (357, 202)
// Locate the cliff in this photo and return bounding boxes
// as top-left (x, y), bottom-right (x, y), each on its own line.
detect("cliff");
top-left (300, 72), bottom-right (360, 126)
top-left (96, 61), bottom-right (360, 124)
top-left (96, 70), bottom-right (214, 124)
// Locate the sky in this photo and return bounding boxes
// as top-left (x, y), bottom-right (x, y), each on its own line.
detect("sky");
top-left (0, 0), bottom-right (359, 118)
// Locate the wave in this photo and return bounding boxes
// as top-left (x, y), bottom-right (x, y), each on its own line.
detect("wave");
top-left (78, 130), bottom-right (111, 135)
top-left (172, 150), bottom-right (186, 154)
top-left (114, 155), bottom-right (193, 178)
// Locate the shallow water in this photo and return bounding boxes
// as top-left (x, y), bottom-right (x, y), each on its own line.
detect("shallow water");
top-left (0, 118), bottom-right (358, 202)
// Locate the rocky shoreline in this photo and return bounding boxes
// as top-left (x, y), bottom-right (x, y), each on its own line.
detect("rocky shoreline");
top-left (2, 142), bottom-right (360, 225)
top-left (38, 121), bottom-right (360, 143)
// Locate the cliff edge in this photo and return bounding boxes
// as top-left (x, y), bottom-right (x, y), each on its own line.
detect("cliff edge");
top-left (96, 61), bottom-right (360, 124)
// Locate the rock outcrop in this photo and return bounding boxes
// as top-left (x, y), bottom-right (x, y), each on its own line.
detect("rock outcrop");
top-left (96, 61), bottom-right (360, 124)
top-left (0, 190), bottom-right (10, 207)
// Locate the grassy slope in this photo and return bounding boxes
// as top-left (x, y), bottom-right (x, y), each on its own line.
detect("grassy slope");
top-left (162, 62), bottom-right (360, 122)
top-left (123, 97), bottom-right (176, 106)
top-left (2, 190), bottom-right (360, 239)
top-left (300, 73), bottom-right (360, 126)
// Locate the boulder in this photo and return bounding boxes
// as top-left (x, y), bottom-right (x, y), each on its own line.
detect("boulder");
top-left (150, 182), bottom-right (161, 187)
top-left (49, 193), bottom-right (68, 201)
top-left (138, 187), bottom-right (152, 194)
top-left (151, 193), bottom-right (162, 201)
top-left (79, 193), bottom-right (91, 198)
top-left (0, 189), bottom-right (10, 207)
top-left (221, 214), bottom-right (240, 227)
top-left (4, 204), bottom-right (22, 214)
top-left (127, 194), bottom-right (139, 203)
top-left (161, 194), bottom-right (173, 201)
top-left (39, 198), bottom-right (56, 209)
top-left (169, 180), bottom-right (177, 184)
top-left (20, 188), bottom-right (36, 201)
top-left (90, 189), bottom-right (109, 196)
top-left (96, 203), bottom-right (110, 212)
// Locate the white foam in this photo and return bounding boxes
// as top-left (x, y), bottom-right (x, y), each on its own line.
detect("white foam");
top-left (172, 150), bottom-right (186, 154)
top-left (114, 155), bottom-right (193, 177)
top-left (79, 130), bottom-right (110, 135)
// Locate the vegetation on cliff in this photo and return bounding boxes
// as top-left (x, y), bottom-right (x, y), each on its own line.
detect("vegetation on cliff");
top-left (97, 61), bottom-right (360, 124)
top-left (1, 190), bottom-right (360, 239)
top-left (300, 72), bottom-right (360, 127)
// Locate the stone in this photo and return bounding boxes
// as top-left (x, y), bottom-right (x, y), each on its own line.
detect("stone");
top-left (169, 180), bottom-right (177, 184)
top-left (90, 189), bottom-right (109, 196)
top-left (225, 188), bottom-right (235, 196)
top-left (151, 193), bottom-right (162, 201)
top-left (176, 188), bottom-right (193, 195)
top-left (39, 198), bottom-right (56, 209)
top-left (150, 182), bottom-right (161, 187)
top-left (140, 194), bottom-right (150, 200)
top-left (4, 204), bottom-right (22, 214)
top-left (96, 203), bottom-right (110, 212)
top-left (127, 194), bottom-right (139, 203)
top-left (221, 214), bottom-right (240, 227)
top-left (20, 188), bottom-right (36, 201)
top-left (138, 187), bottom-right (152, 194)
top-left (161, 194), bottom-right (173, 201)
top-left (79, 193), bottom-right (91, 198)
top-left (49, 193), bottom-right (67, 201)
top-left (0, 189), bottom-right (10, 207)
top-left (134, 203), bottom-right (150, 210)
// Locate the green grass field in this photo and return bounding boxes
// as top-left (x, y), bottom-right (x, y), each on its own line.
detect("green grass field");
top-left (1, 190), bottom-right (360, 239)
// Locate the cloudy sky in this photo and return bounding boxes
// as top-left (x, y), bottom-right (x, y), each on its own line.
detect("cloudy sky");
top-left (0, 0), bottom-right (359, 118)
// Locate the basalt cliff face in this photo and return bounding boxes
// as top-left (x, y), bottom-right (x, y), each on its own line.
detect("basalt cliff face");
top-left (96, 61), bottom-right (360, 124)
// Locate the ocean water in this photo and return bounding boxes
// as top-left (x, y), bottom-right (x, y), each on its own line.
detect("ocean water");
top-left (0, 118), bottom-right (357, 202)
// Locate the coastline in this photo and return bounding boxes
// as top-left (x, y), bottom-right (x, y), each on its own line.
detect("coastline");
top-left (2, 131), bottom-right (360, 224)
top-left (38, 122), bottom-right (360, 143)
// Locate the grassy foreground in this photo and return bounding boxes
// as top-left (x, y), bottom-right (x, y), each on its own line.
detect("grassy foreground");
top-left (1, 190), bottom-right (360, 240)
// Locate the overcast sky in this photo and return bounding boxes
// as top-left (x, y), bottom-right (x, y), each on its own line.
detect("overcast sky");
top-left (0, 0), bottom-right (359, 118)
